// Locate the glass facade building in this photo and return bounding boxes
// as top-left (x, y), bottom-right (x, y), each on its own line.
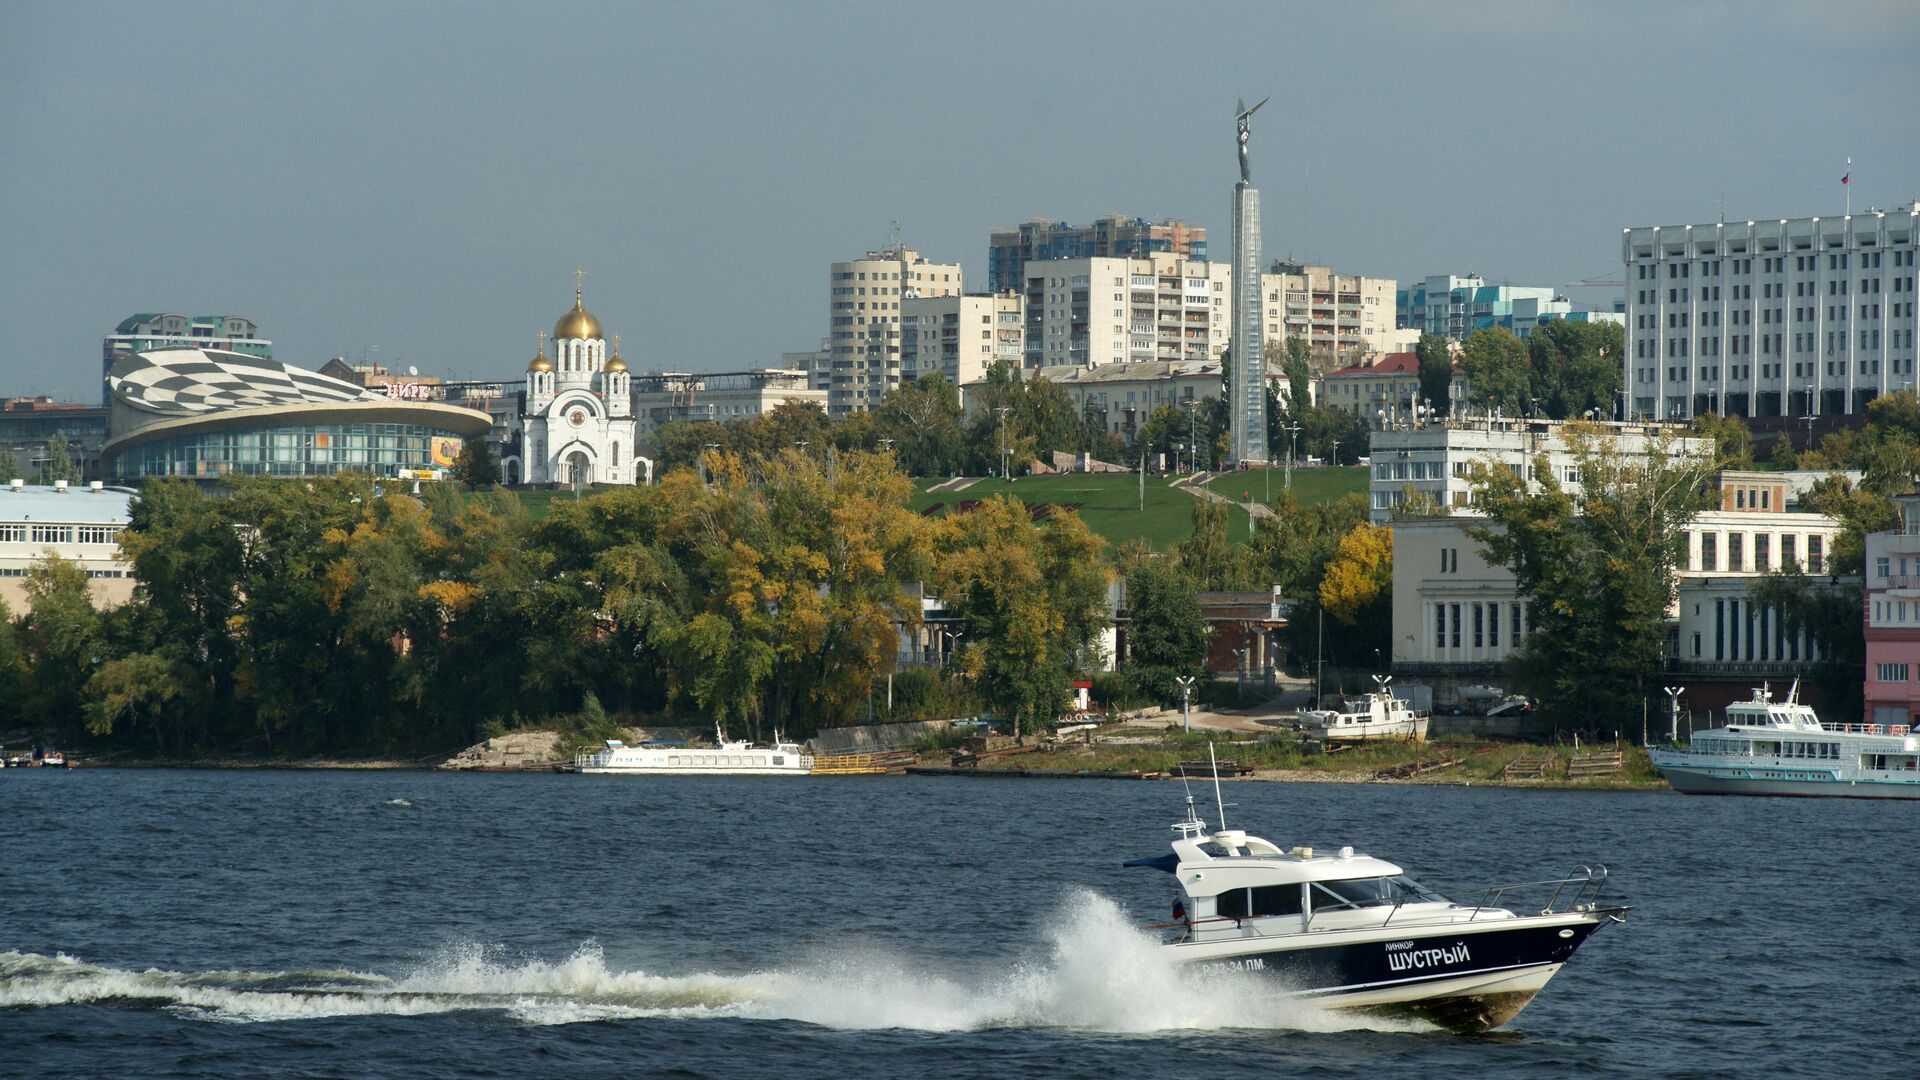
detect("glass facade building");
top-left (107, 421), bottom-right (468, 481)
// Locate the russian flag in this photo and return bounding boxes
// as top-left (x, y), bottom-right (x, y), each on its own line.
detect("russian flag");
top-left (1842, 172), bottom-right (1850, 185)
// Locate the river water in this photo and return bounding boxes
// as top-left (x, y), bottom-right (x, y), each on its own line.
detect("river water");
top-left (2, 771), bottom-right (1916, 1078)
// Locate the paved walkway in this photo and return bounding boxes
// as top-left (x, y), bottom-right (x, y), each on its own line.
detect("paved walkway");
top-left (1170, 472), bottom-right (1276, 520)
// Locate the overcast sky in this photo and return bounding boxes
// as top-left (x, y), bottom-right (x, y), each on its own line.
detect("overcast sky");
top-left (3, 1), bottom-right (1916, 400)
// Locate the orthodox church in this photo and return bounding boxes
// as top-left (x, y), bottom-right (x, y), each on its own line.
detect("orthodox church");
top-left (500, 279), bottom-right (649, 486)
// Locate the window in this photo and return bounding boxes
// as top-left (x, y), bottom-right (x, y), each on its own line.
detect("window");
top-left (1728, 533), bottom-right (1744, 572)
top-left (1473, 604), bottom-right (1484, 649)
top-left (0, 524), bottom-right (25, 543)
top-left (1216, 884), bottom-right (1303, 919)
top-left (1701, 532), bottom-right (1718, 572)
top-left (29, 525), bottom-right (71, 545)
top-left (1434, 605), bottom-right (1446, 649)
top-left (1809, 535), bottom-right (1825, 573)
top-left (1450, 604), bottom-right (1461, 649)
top-left (76, 526), bottom-right (120, 545)
top-left (1877, 663), bottom-right (1910, 683)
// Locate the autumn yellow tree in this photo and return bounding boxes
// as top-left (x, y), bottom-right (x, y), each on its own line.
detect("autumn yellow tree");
top-left (1316, 522), bottom-right (1393, 664)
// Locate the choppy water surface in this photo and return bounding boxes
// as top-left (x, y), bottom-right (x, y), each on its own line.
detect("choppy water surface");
top-left (3, 771), bottom-right (1916, 1078)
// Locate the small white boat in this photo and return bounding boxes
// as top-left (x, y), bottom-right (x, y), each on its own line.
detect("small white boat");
top-left (573, 724), bottom-right (813, 776)
top-left (1649, 682), bottom-right (1920, 799)
top-left (1128, 778), bottom-right (1625, 1033)
top-left (1298, 676), bottom-right (1430, 742)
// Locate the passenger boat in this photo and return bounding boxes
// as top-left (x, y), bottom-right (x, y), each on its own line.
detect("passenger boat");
top-left (1126, 779), bottom-right (1625, 1033)
top-left (1648, 682), bottom-right (1920, 799)
top-left (573, 724), bottom-right (813, 776)
top-left (1297, 676), bottom-right (1429, 742)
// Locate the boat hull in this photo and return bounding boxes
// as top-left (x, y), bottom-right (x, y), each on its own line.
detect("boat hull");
top-left (1651, 758), bottom-right (1920, 799)
top-left (578, 766), bottom-right (811, 776)
top-left (1169, 914), bottom-right (1608, 1034)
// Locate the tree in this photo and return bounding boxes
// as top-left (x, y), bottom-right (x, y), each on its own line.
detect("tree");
top-left (42, 434), bottom-right (77, 484)
top-left (1122, 556), bottom-right (1209, 704)
top-left (0, 448), bottom-right (17, 482)
top-left (452, 436), bottom-right (500, 487)
top-left (1752, 570), bottom-right (1865, 722)
top-left (17, 554), bottom-right (104, 736)
top-left (935, 495), bottom-right (1110, 735)
top-left (1415, 334), bottom-right (1454, 414)
top-left (1527, 320), bottom-right (1624, 419)
top-left (877, 375), bottom-right (966, 476)
top-left (1460, 327), bottom-right (1531, 416)
top-left (1466, 424), bottom-right (1715, 728)
top-left (1319, 523), bottom-right (1392, 626)
top-left (1692, 413), bottom-right (1754, 470)
top-left (1801, 474), bottom-right (1897, 576)
top-left (1275, 337), bottom-right (1313, 412)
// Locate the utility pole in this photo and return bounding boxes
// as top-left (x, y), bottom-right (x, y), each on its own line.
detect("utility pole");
top-left (1314, 607), bottom-right (1325, 709)
top-left (1139, 448), bottom-right (1146, 512)
top-left (996, 405), bottom-right (1010, 482)
top-left (1664, 686), bottom-right (1685, 744)
top-left (1175, 676), bottom-right (1196, 734)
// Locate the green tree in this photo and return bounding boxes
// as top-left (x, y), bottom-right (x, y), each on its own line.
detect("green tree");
top-left (1801, 474), bottom-right (1898, 576)
top-left (1467, 424), bottom-right (1714, 728)
top-left (0, 448), bottom-right (18, 482)
top-left (452, 437), bottom-right (500, 487)
top-left (1461, 327), bottom-right (1531, 416)
top-left (1123, 556), bottom-right (1209, 704)
top-left (1692, 413), bottom-right (1754, 470)
top-left (936, 495), bottom-right (1110, 735)
top-left (877, 375), bottom-right (966, 476)
top-left (17, 554), bottom-right (104, 736)
top-left (1415, 334), bottom-right (1454, 414)
top-left (1527, 320), bottom-right (1625, 419)
top-left (1752, 570), bottom-right (1865, 722)
top-left (42, 434), bottom-right (77, 484)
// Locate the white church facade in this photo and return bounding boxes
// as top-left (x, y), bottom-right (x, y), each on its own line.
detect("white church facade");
top-left (500, 282), bottom-right (651, 487)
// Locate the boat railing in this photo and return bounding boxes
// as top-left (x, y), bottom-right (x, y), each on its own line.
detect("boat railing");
top-left (1819, 722), bottom-right (1913, 737)
top-left (1464, 865), bottom-right (1611, 922)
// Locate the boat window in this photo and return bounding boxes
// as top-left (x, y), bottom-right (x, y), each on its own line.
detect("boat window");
top-left (1215, 885), bottom-right (1303, 920)
top-left (1311, 876), bottom-right (1447, 911)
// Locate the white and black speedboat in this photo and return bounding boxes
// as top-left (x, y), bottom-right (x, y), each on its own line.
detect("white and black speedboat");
top-left (1126, 789), bottom-right (1625, 1033)
top-left (1649, 682), bottom-right (1920, 799)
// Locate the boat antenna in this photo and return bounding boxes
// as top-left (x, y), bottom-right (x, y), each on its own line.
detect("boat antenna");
top-left (1208, 741), bottom-right (1228, 831)
top-left (1786, 676), bottom-right (1800, 705)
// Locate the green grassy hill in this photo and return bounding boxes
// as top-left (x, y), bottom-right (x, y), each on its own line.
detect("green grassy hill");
top-left (1202, 466), bottom-right (1367, 506)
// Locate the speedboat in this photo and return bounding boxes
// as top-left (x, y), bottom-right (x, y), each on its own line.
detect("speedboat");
top-left (1649, 682), bottom-right (1920, 799)
top-left (1126, 789), bottom-right (1625, 1033)
top-left (573, 723), bottom-right (813, 776)
top-left (1297, 675), bottom-right (1430, 742)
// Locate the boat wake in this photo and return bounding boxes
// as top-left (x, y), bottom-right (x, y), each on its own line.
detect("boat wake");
top-left (0, 892), bottom-right (1422, 1034)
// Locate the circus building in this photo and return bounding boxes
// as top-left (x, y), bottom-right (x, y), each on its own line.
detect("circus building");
top-left (499, 279), bottom-right (646, 487)
top-left (101, 349), bottom-right (493, 483)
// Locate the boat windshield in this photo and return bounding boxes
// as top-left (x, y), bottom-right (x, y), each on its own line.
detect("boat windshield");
top-left (1310, 875), bottom-right (1449, 910)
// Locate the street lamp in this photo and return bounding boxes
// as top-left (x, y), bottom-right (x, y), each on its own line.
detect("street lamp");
top-left (940, 628), bottom-right (965, 665)
top-left (1180, 398), bottom-right (1199, 474)
top-left (1284, 421), bottom-right (1300, 491)
top-left (995, 405), bottom-right (1010, 481)
top-left (1174, 675), bottom-right (1196, 734)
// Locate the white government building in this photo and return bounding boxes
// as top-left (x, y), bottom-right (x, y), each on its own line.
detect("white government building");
top-left (1623, 205), bottom-right (1920, 421)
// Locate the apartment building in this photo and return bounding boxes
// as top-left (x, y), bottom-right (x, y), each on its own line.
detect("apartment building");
top-left (901, 292), bottom-right (1024, 387)
top-left (1318, 352), bottom-right (1469, 420)
top-left (1623, 207), bottom-right (1920, 421)
top-left (1395, 275), bottom-right (1619, 343)
top-left (631, 369), bottom-right (823, 447)
top-left (967, 359), bottom-right (1224, 443)
top-left (1260, 261), bottom-right (1399, 365)
top-left (1863, 489), bottom-right (1920, 725)
top-left (0, 479), bottom-right (135, 608)
top-left (988, 215), bottom-right (1206, 293)
top-left (1022, 252), bottom-right (1229, 369)
top-left (1365, 417), bottom-right (1710, 523)
top-left (827, 247), bottom-right (962, 417)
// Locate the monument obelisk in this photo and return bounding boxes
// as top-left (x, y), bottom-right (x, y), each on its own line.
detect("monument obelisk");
top-left (1229, 96), bottom-right (1271, 466)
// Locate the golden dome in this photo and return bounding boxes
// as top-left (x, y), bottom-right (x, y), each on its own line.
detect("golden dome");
top-left (553, 283), bottom-right (604, 342)
top-left (604, 333), bottom-right (628, 373)
top-left (528, 331), bottom-right (553, 372)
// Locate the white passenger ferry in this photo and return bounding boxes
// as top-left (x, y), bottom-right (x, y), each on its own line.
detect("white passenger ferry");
top-left (573, 724), bottom-right (813, 776)
top-left (1297, 676), bottom-right (1430, 742)
top-left (1649, 683), bottom-right (1920, 799)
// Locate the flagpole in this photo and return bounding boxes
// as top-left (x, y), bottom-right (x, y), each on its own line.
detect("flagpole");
top-left (1845, 157), bottom-right (1852, 216)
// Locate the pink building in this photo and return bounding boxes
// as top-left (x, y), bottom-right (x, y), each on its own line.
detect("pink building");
top-left (1863, 492), bottom-right (1920, 725)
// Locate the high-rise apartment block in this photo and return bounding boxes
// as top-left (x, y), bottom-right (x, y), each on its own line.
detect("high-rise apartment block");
top-left (988, 215), bottom-right (1206, 293)
top-left (1396, 276), bottom-right (1618, 342)
top-left (1623, 207), bottom-right (1920, 421)
top-left (1021, 253), bottom-right (1230, 369)
top-left (1259, 261), bottom-right (1399, 366)
top-left (901, 292), bottom-right (1024, 387)
top-left (827, 248), bottom-right (962, 417)
top-left (103, 314), bottom-right (269, 404)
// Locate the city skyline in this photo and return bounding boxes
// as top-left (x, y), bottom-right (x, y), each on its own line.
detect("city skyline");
top-left (2, 1), bottom-right (1915, 401)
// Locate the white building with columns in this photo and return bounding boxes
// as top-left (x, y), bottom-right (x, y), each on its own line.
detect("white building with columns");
top-left (500, 283), bottom-right (647, 487)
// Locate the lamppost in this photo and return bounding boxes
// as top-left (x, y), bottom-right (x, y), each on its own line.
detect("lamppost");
top-left (701, 442), bottom-right (720, 484)
top-left (1180, 398), bottom-right (1198, 474)
top-left (879, 436), bottom-right (895, 456)
top-left (995, 405), bottom-right (1010, 481)
top-left (1329, 438), bottom-right (1340, 467)
top-left (1232, 646), bottom-right (1249, 701)
top-left (1284, 421), bottom-right (1300, 490)
top-left (940, 628), bottom-right (965, 665)
top-left (1175, 675), bottom-right (1196, 734)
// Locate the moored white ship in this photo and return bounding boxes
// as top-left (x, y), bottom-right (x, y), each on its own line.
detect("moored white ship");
top-left (1297, 676), bottom-right (1429, 742)
top-left (574, 724), bottom-right (813, 776)
top-left (1649, 683), bottom-right (1920, 799)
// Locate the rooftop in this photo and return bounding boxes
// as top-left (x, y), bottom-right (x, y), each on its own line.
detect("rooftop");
top-left (0, 483), bottom-right (136, 524)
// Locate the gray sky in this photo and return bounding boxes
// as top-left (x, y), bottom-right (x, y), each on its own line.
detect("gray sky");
top-left (3, 1), bottom-right (1915, 400)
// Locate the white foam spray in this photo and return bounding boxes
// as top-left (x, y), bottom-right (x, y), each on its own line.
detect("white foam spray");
top-left (0, 892), bottom-right (1424, 1034)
